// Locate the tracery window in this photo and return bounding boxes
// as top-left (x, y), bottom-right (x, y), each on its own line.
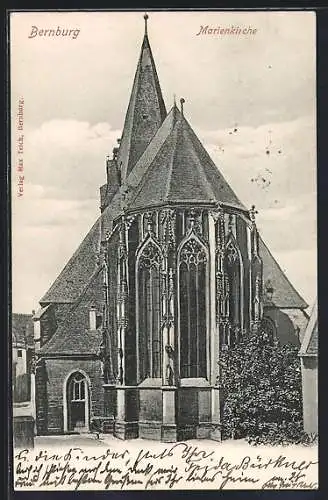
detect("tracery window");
top-left (137, 240), bottom-right (162, 380)
top-left (224, 237), bottom-right (242, 344)
top-left (70, 373), bottom-right (86, 402)
top-left (178, 237), bottom-right (207, 378)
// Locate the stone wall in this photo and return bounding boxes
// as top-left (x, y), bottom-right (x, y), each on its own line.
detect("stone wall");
top-left (36, 358), bottom-right (104, 434)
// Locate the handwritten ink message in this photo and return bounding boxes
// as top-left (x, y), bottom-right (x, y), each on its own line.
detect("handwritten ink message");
top-left (14, 443), bottom-right (318, 491)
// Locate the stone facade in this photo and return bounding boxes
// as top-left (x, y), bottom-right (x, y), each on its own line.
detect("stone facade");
top-left (35, 358), bottom-right (104, 435)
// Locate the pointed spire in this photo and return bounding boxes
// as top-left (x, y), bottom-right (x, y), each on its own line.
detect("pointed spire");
top-left (172, 97), bottom-right (179, 124)
top-left (249, 204), bottom-right (258, 224)
top-left (116, 14), bottom-right (167, 182)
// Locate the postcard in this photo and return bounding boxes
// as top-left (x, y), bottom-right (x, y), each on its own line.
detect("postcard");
top-left (10, 9), bottom-right (318, 491)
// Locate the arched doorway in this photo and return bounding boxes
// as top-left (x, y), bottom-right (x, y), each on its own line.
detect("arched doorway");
top-left (64, 371), bottom-right (90, 433)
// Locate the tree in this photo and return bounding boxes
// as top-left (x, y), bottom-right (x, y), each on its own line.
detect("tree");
top-left (218, 328), bottom-right (303, 444)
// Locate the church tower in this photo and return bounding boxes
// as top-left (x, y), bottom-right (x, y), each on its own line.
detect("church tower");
top-left (99, 16), bottom-right (265, 441)
top-left (100, 14), bottom-right (167, 212)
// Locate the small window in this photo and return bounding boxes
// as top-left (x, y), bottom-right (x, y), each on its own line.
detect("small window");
top-left (89, 307), bottom-right (97, 330)
top-left (71, 374), bottom-right (86, 402)
top-left (17, 349), bottom-right (23, 358)
top-left (96, 314), bottom-right (103, 329)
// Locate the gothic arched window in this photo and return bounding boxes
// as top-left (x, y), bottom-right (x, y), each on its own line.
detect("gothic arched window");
top-left (70, 373), bottom-right (86, 402)
top-left (137, 239), bottom-right (162, 380)
top-left (178, 236), bottom-right (208, 379)
top-left (224, 236), bottom-right (243, 344)
top-left (66, 372), bottom-right (89, 433)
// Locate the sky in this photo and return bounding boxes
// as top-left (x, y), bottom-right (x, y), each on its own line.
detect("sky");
top-left (10, 10), bottom-right (317, 313)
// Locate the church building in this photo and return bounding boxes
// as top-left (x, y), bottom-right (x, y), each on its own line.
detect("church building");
top-left (34, 15), bottom-right (308, 442)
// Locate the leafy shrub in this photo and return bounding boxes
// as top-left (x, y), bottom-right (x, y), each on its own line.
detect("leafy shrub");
top-left (218, 329), bottom-right (305, 444)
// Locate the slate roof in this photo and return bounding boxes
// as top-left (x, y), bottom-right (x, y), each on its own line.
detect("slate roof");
top-left (117, 32), bottom-right (167, 181)
top-left (41, 107), bottom-right (309, 311)
top-left (41, 218), bottom-right (101, 304)
top-left (40, 24), bottom-right (308, 313)
top-left (40, 107), bottom-right (179, 304)
top-left (260, 237), bottom-right (308, 309)
top-left (12, 313), bottom-right (34, 348)
top-left (39, 268), bottom-right (104, 356)
top-left (129, 106), bottom-right (245, 211)
top-left (299, 299), bottom-right (318, 357)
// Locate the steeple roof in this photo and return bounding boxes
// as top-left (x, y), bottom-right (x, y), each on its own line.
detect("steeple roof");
top-left (128, 105), bottom-right (245, 211)
top-left (117, 17), bottom-right (167, 181)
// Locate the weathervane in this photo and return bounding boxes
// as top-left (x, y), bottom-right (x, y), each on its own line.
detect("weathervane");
top-left (144, 13), bottom-right (149, 36)
top-left (180, 97), bottom-right (185, 115)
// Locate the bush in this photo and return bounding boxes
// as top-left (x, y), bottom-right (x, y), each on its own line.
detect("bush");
top-left (247, 431), bottom-right (318, 447)
top-left (218, 329), bottom-right (304, 444)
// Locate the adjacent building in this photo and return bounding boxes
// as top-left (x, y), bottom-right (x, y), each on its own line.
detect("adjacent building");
top-left (12, 313), bottom-right (34, 388)
top-left (299, 299), bottom-right (318, 435)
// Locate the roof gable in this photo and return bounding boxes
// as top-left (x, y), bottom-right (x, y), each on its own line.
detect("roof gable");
top-left (260, 237), bottom-right (308, 309)
top-left (299, 299), bottom-right (318, 356)
top-left (39, 267), bottom-right (104, 356)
